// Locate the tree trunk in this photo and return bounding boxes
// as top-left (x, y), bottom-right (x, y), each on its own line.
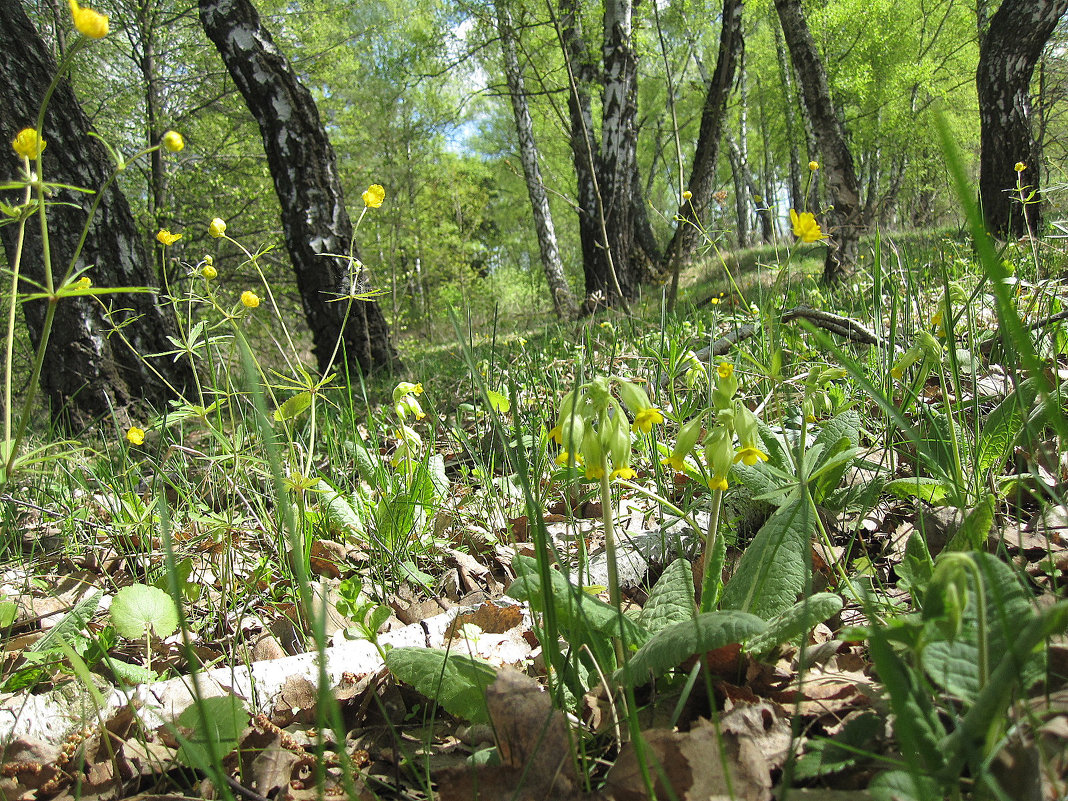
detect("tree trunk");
top-left (976, 0), bottom-right (1068, 239)
top-left (772, 19), bottom-right (803, 212)
top-left (198, 0), bottom-right (400, 375)
top-left (0, 1), bottom-right (193, 428)
top-left (496, 1), bottom-right (578, 321)
top-left (663, 0), bottom-right (744, 271)
top-left (774, 0), bottom-right (863, 284)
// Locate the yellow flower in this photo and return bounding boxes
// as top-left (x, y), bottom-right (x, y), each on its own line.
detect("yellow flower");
top-left (12, 128), bottom-right (45, 159)
top-left (717, 362), bottom-right (733, 380)
top-left (202, 264), bottom-right (218, 279)
top-left (682, 190), bottom-right (692, 201)
top-left (548, 424), bottom-right (563, 445)
top-left (1015, 162), bottom-right (1027, 173)
top-left (809, 161), bottom-right (819, 171)
top-left (633, 407), bottom-right (664, 434)
top-left (584, 463), bottom-right (606, 480)
top-left (708, 475), bottom-right (729, 491)
top-left (68, 0), bottom-right (108, 38)
top-left (890, 366), bottom-right (903, 381)
top-left (710, 297), bottom-right (720, 305)
top-left (661, 453), bottom-right (687, 472)
top-left (790, 209), bottom-right (825, 243)
top-left (209, 218), bottom-right (227, 238)
top-left (75, 276), bottom-right (92, 290)
top-left (611, 466), bottom-right (637, 481)
top-left (156, 229), bottom-right (181, 246)
top-left (126, 426), bottom-right (145, 445)
top-left (162, 131), bottom-right (184, 153)
top-left (734, 446), bottom-right (769, 466)
top-left (362, 184), bottom-right (385, 208)
top-left (241, 290), bottom-right (260, 309)
top-left (556, 450), bottom-right (583, 467)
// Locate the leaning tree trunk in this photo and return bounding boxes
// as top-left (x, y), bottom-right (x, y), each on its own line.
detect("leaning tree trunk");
top-left (663, 0), bottom-right (744, 272)
top-left (976, 0), bottom-right (1068, 239)
top-left (496, 1), bottom-right (578, 321)
top-left (774, 0), bottom-right (863, 284)
top-left (198, 0), bottom-right (400, 375)
top-left (0, 1), bottom-right (193, 428)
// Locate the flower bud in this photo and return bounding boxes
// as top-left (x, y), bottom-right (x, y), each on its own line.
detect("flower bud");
top-left (209, 218), bottom-right (227, 238)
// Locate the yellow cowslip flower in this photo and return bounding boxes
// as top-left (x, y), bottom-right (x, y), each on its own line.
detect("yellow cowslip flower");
top-left (808, 161), bottom-right (819, 171)
top-left (209, 218), bottom-right (227, 238)
top-left (633, 407), bottom-right (664, 434)
top-left (548, 424), bottom-right (563, 445)
top-left (661, 453), bottom-right (687, 472)
top-left (611, 466), bottom-right (637, 481)
top-left (584, 463), bottom-right (606, 480)
top-left (162, 131), bottom-right (184, 153)
top-left (556, 450), bottom-right (583, 467)
top-left (12, 128), bottom-right (45, 159)
top-left (126, 426), bottom-right (145, 445)
top-left (156, 229), bottom-right (181, 246)
top-left (717, 362), bottom-right (733, 380)
top-left (68, 0), bottom-right (108, 38)
top-left (241, 290), bottom-right (260, 309)
top-left (202, 264), bottom-right (218, 279)
top-left (708, 474), bottom-right (729, 491)
top-left (734, 446), bottom-right (769, 466)
top-left (790, 209), bottom-right (825, 243)
top-left (362, 184), bottom-right (385, 208)
top-left (1015, 162), bottom-right (1027, 173)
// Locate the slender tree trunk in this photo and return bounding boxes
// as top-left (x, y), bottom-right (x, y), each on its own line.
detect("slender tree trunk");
top-left (663, 0), bottom-right (744, 271)
top-left (496, 1), bottom-right (578, 320)
top-left (774, 0), bottom-right (863, 284)
top-left (0, 1), bottom-right (193, 428)
top-left (726, 139), bottom-right (749, 248)
top-left (773, 20), bottom-right (803, 213)
top-left (198, 0), bottom-right (400, 375)
top-left (976, 0), bottom-right (1068, 238)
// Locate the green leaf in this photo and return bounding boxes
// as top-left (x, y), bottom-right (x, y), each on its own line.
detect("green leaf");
top-left (273, 390), bottom-right (313, 422)
top-left (794, 712), bottom-right (881, 780)
top-left (896, 532), bottom-right (934, 594)
top-left (637, 558), bottom-right (695, 635)
top-left (884, 476), bottom-right (950, 504)
top-left (615, 611), bottom-right (766, 685)
top-left (110, 584), bottom-right (179, 640)
top-left (745, 593), bottom-right (843, 660)
top-left (385, 648), bottom-right (497, 723)
top-left (29, 590), bottom-right (102, 654)
top-left (485, 389), bottom-right (510, 414)
top-left (316, 479), bottom-right (366, 538)
top-left (944, 493), bottom-right (994, 552)
top-left (0, 600), bottom-right (17, 628)
top-left (809, 410), bottom-right (861, 502)
top-left (175, 695), bottom-right (249, 771)
top-left (869, 769), bottom-right (942, 801)
top-left (976, 379), bottom-right (1038, 474)
top-left (719, 494), bottom-right (814, 620)
top-left (106, 656), bottom-right (158, 685)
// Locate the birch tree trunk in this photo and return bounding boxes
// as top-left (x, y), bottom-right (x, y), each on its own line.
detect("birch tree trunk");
top-left (663, 0), bottom-right (744, 271)
top-left (496, 2), bottom-right (578, 321)
top-left (773, 19), bottom-right (803, 213)
top-left (976, 0), bottom-right (1068, 238)
top-left (774, 0), bottom-right (863, 284)
top-left (199, 0), bottom-right (400, 375)
top-left (0, 0), bottom-right (193, 428)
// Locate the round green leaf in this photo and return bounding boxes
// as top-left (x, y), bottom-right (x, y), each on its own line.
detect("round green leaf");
top-left (110, 584), bottom-right (179, 640)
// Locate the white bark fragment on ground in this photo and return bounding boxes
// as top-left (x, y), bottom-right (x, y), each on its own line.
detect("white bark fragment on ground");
top-left (0, 599), bottom-right (529, 748)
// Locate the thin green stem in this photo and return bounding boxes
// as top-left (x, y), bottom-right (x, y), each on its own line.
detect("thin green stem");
top-left (4, 179), bottom-right (33, 455)
top-left (599, 459), bottom-right (625, 665)
top-left (699, 488), bottom-right (723, 611)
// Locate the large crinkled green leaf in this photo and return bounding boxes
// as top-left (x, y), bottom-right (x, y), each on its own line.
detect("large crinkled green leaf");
top-left (315, 479), bottom-right (367, 538)
top-left (637, 558), bottom-right (695, 635)
top-left (615, 610), bottom-right (766, 685)
top-left (745, 592), bottom-right (843, 659)
top-left (884, 476), bottom-right (950, 504)
top-left (385, 647), bottom-right (497, 723)
top-left (719, 493), bottom-right (814, 620)
top-left (976, 378), bottom-right (1038, 474)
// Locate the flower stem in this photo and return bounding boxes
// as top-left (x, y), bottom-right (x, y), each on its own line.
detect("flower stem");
top-left (699, 488), bottom-right (723, 611)
top-left (599, 458), bottom-right (625, 664)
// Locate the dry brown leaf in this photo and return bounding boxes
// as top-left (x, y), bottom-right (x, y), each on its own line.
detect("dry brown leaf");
top-left (445, 601), bottom-right (523, 638)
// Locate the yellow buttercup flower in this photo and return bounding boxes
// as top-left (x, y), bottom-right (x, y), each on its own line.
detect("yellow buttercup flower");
top-left (201, 264), bottom-right (218, 279)
top-left (790, 209), bottom-right (825, 243)
top-left (75, 276), bottom-right (92, 290)
top-left (12, 128), bottom-right (45, 159)
top-left (808, 161), bottom-right (819, 171)
top-left (241, 290), bottom-right (260, 309)
top-left (156, 229), bottom-right (181, 246)
top-left (362, 184), bottom-right (385, 208)
top-left (682, 190), bottom-right (692, 201)
top-left (68, 0), bottom-right (108, 38)
top-left (209, 218), bottom-right (227, 238)
top-left (1015, 162), bottom-right (1027, 173)
top-left (162, 131), bottom-right (184, 153)
top-left (126, 427), bottom-right (146, 445)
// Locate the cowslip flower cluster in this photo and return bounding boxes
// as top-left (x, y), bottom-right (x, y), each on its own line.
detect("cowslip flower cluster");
top-left (549, 376), bottom-right (664, 481)
top-left (661, 363), bottom-right (767, 491)
top-left (12, 128), bottom-right (45, 159)
top-left (790, 209), bottom-right (825, 243)
top-left (890, 331), bottom-right (943, 381)
top-left (393, 381), bottom-right (426, 421)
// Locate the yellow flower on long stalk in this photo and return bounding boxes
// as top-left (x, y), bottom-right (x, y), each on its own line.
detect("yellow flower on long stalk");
top-left (790, 209), bottom-right (825, 243)
top-left (241, 290), bottom-right (260, 309)
top-left (126, 427), bottom-right (145, 445)
top-left (209, 218), bottom-right (227, 238)
top-left (162, 131), bottom-right (184, 153)
top-left (156, 229), bottom-right (181, 246)
top-left (12, 128), bottom-right (45, 159)
top-left (68, 0), bottom-right (108, 38)
top-left (362, 184), bottom-right (385, 208)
